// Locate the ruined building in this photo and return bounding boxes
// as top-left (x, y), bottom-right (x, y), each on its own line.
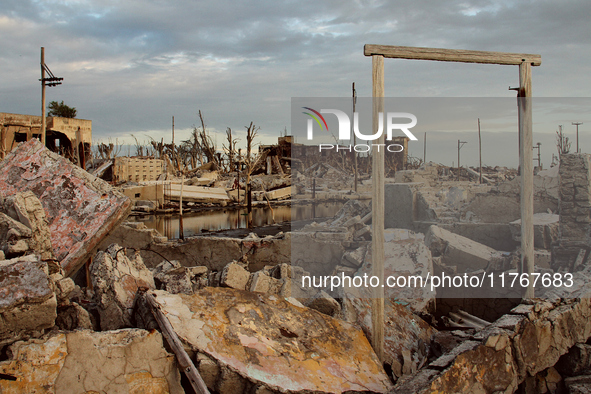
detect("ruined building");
top-left (0, 112), bottom-right (91, 164)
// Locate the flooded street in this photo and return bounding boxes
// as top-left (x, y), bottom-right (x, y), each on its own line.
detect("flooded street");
top-left (130, 201), bottom-right (344, 239)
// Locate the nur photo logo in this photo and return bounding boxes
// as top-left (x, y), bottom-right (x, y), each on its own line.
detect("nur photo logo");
top-left (302, 107), bottom-right (417, 152)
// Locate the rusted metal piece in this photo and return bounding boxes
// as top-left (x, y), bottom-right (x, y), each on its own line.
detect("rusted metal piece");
top-left (0, 139), bottom-right (131, 276)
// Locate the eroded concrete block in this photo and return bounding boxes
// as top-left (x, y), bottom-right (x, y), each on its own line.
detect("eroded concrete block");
top-left (249, 270), bottom-right (283, 294)
top-left (394, 298), bottom-right (591, 393)
top-left (0, 255), bottom-right (56, 346)
top-left (0, 329), bottom-right (182, 393)
top-left (353, 229), bottom-right (434, 313)
top-left (153, 260), bottom-right (194, 294)
top-left (510, 213), bottom-right (559, 249)
top-left (220, 261), bottom-right (250, 290)
top-left (425, 225), bottom-right (502, 272)
top-left (90, 244), bottom-right (155, 330)
top-left (341, 296), bottom-right (435, 382)
top-left (0, 139), bottom-right (131, 275)
top-left (149, 288), bottom-right (392, 393)
top-left (55, 302), bottom-right (94, 331)
top-left (2, 191), bottom-right (54, 260)
top-left (306, 290), bottom-right (341, 317)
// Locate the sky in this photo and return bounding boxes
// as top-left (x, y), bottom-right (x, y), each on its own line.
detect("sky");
top-left (1, 0), bottom-right (590, 168)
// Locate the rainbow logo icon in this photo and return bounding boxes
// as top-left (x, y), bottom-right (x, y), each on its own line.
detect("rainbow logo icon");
top-left (302, 107), bottom-right (328, 131)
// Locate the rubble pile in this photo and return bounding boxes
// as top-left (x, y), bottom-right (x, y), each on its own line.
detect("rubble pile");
top-left (3, 137), bottom-right (591, 394)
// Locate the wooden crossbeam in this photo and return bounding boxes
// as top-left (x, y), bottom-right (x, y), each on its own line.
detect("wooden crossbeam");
top-left (364, 44), bottom-right (541, 66)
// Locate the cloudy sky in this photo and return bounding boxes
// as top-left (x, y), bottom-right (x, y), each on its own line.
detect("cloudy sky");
top-left (1, 0), bottom-right (589, 167)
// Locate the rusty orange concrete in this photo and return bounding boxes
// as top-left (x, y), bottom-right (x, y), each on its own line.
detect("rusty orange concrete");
top-left (151, 287), bottom-right (393, 393)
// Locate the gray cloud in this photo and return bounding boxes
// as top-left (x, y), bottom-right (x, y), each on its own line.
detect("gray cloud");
top-left (0, 0), bottom-right (589, 164)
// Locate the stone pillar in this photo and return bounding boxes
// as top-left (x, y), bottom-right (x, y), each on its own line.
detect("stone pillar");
top-left (554, 154), bottom-right (591, 269)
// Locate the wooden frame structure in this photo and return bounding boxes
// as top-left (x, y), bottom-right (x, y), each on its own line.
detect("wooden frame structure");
top-left (364, 44), bottom-right (541, 361)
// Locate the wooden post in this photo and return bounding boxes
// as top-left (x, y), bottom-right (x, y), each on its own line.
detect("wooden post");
top-left (41, 47), bottom-right (46, 146)
top-left (172, 116), bottom-right (175, 166)
top-left (247, 182), bottom-right (252, 227)
top-left (371, 54), bottom-right (385, 362)
top-left (352, 82), bottom-right (358, 193)
top-left (179, 175), bottom-right (184, 240)
top-left (478, 118), bottom-right (482, 184)
top-left (423, 132), bottom-right (427, 164)
top-left (519, 61), bottom-right (534, 299)
top-left (457, 139), bottom-right (461, 176)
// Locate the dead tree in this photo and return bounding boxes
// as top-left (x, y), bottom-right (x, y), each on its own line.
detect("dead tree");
top-left (181, 110), bottom-right (219, 170)
top-left (223, 127), bottom-right (238, 173)
top-left (556, 125), bottom-right (571, 159)
top-left (96, 138), bottom-right (122, 160)
top-left (131, 134), bottom-right (152, 157)
top-left (244, 122), bottom-right (260, 227)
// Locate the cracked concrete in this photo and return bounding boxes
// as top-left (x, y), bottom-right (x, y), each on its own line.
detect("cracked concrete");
top-left (0, 329), bottom-right (182, 394)
top-left (148, 287), bottom-right (393, 393)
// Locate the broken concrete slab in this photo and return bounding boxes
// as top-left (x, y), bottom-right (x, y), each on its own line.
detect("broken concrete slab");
top-left (350, 229), bottom-right (434, 313)
top-left (0, 255), bottom-right (57, 346)
top-left (0, 139), bottom-right (132, 275)
top-left (0, 329), bottom-right (182, 393)
top-left (220, 261), bottom-right (251, 290)
top-left (153, 260), bottom-right (194, 295)
top-left (434, 222), bottom-right (517, 251)
top-left (425, 225), bottom-right (503, 273)
top-left (509, 212), bottom-right (559, 249)
top-left (305, 290), bottom-right (341, 317)
top-left (329, 199), bottom-right (370, 227)
top-left (1, 191), bottom-right (54, 260)
top-left (55, 302), bottom-right (94, 331)
top-left (249, 270), bottom-right (284, 295)
top-left (90, 243), bottom-right (155, 330)
top-left (290, 231), bottom-right (345, 276)
top-left (0, 212), bottom-right (34, 258)
top-left (264, 186), bottom-right (291, 201)
top-left (149, 287), bottom-right (393, 393)
top-left (143, 234), bottom-right (290, 272)
top-left (555, 343), bottom-right (591, 377)
top-left (341, 296), bottom-right (435, 382)
top-left (165, 183), bottom-right (230, 203)
top-left (393, 298), bottom-right (591, 393)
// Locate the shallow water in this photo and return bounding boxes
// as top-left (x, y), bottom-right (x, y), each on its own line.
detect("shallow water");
top-left (130, 201), bottom-right (344, 239)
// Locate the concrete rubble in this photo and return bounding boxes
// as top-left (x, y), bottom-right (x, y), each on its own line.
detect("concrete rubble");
top-left (4, 134), bottom-right (591, 394)
top-left (425, 224), bottom-right (505, 273)
top-left (0, 329), bottom-right (182, 393)
top-left (89, 243), bottom-right (155, 330)
top-left (0, 139), bottom-right (131, 275)
top-left (0, 255), bottom-right (57, 346)
top-left (143, 287), bottom-right (393, 393)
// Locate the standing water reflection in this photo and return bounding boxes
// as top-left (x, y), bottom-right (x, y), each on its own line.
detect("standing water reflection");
top-left (130, 201), bottom-right (344, 239)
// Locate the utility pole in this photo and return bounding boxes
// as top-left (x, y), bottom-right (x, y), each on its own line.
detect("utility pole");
top-left (534, 142), bottom-right (542, 169)
top-left (573, 122), bottom-right (583, 153)
top-left (352, 82), bottom-right (358, 193)
top-left (39, 47), bottom-right (63, 146)
top-left (41, 48), bottom-right (45, 146)
top-left (423, 132), bottom-right (427, 164)
top-left (457, 139), bottom-right (467, 180)
top-left (478, 118), bottom-right (482, 184)
top-left (172, 116), bottom-right (175, 166)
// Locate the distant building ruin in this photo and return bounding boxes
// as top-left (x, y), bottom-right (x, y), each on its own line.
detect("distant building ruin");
top-left (0, 112), bottom-right (91, 165)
